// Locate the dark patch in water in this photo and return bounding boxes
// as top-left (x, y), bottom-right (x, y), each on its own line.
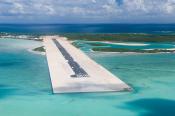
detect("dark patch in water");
top-left (0, 62), bottom-right (20, 67)
top-left (124, 98), bottom-right (175, 116)
top-left (0, 85), bottom-right (18, 99)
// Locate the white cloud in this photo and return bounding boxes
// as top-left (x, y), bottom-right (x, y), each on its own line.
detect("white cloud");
top-left (164, 0), bottom-right (175, 14)
top-left (0, 0), bottom-right (175, 23)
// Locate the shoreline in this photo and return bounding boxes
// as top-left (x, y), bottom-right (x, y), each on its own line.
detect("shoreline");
top-left (91, 49), bottom-right (175, 54)
top-left (102, 41), bottom-right (149, 46)
top-left (1, 37), bottom-right (175, 54)
top-left (27, 48), bottom-right (46, 55)
top-left (0, 38), bottom-right (45, 55)
top-left (78, 40), bottom-right (149, 46)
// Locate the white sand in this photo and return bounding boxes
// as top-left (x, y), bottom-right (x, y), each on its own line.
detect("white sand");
top-left (144, 48), bottom-right (175, 50)
top-left (104, 41), bottom-right (149, 46)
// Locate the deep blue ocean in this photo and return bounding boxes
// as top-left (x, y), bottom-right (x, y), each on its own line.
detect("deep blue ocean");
top-left (0, 24), bottom-right (175, 116)
top-left (0, 24), bottom-right (175, 34)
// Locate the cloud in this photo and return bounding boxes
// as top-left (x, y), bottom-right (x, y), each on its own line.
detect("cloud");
top-left (0, 0), bottom-right (175, 23)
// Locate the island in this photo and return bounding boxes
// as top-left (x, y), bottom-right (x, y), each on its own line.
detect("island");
top-left (60, 33), bottom-right (175, 53)
top-left (1, 33), bottom-right (175, 53)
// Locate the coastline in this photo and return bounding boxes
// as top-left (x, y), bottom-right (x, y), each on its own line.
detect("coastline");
top-left (1, 35), bottom-right (175, 54)
top-left (1, 25), bottom-right (175, 116)
top-left (91, 49), bottom-right (175, 54)
top-left (77, 40), bottom-right (149, 46)
top-left (101, 41), bottom-right (149, 46)
top-left (0, 38), bottom-right (46, 55)
top-left (27, 48), bottom-right (45, 55)
top-left (92, 50), bottom-right (175, 54)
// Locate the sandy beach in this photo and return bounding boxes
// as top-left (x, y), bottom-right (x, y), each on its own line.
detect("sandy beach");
top-left (103, 41), bottom-right (149, 46)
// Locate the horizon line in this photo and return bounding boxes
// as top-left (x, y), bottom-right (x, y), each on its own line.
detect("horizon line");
top-left (0, 23), bottom-right (175, 25)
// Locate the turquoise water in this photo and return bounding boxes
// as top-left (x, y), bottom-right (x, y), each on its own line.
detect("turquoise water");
top-left (74, 40), bottom-right (175, 52)
top-left (0, 39), bottom-right (175, 116)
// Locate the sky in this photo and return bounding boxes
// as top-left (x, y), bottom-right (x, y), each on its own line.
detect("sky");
top-left (0, 0), bottom-right (175, 24)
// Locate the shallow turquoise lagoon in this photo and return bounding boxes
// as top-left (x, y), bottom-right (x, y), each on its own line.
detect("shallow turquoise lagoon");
top-left (0, 39), bottom-right (175, 116)
top-left (74, 40), bottom-right (175, 52)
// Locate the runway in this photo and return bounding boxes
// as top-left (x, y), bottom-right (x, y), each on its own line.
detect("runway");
top-left (43, 36), bottom-right (131, 93)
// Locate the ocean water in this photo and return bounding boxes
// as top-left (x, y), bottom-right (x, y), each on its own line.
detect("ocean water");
top-left (1, 24), bottom-right (175, 34)
top-left (0, 38), bottom-right (175, 116)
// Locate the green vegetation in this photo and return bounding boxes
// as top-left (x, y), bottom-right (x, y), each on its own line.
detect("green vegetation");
top-left (87, 42), bottom-right (105, 46)
top-left (64, 33), bottom-right (175, 53)
top-left (33, 46), bottom-right (45, 52)
top-left (92, 48), bottom-right (175, 53)
top-left (71, 41), bottom-right (105, 48)
top-left (60, 33), bottom-right (175, 42)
